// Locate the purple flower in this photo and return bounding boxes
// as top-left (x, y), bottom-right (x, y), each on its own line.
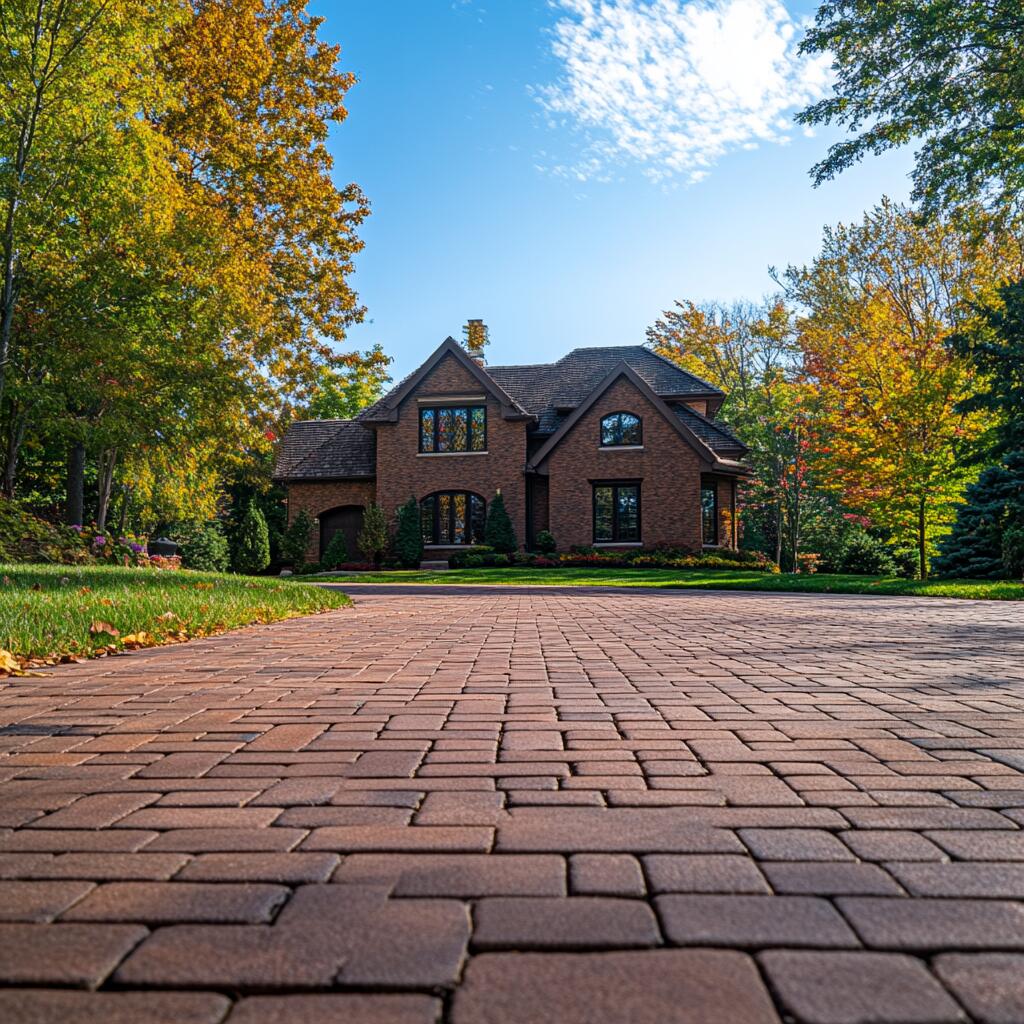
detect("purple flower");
top-left (93, 536), bottom-right (106, 546)
top-left (129, 543), bottom-right (144, 553)
top-left (71, 524), bottom-right (82, 532)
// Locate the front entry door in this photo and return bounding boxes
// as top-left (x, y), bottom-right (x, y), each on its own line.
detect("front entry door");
top-left (319, 505), bottom-right (365, 564)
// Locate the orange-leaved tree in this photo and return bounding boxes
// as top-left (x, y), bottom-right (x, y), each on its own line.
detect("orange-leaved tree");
top-left (784, 200), bottom-right (1021, 577)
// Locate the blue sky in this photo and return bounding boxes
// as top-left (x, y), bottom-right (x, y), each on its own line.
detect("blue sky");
top-left (314, 0), bottom-right (914, 381)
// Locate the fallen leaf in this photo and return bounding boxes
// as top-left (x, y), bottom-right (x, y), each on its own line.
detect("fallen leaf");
top-left (156, 611), bottom-right (177, 621)
top-left (120, 632), bottom-right (152, 646)
top-left (0, 650), bottom-right (20, 673)
top-left (89, 621), bottom-right (119, 638)
top-left (99, 597), bottom-right (114, 606)
top-left (78, 586), bottom-right (91, 595)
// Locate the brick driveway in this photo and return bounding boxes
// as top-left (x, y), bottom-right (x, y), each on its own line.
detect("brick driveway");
top-left (2, 586), bottom-right (1024, 1023)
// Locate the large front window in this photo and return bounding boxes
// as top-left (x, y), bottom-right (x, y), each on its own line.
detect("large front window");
top-left (421, 491), bottom-right (486, 545)
top-left (593, 483), bottom-right (640, 543)
top-left (419, 405), bottom-right (486, 453)
top-left (701, 483), bottom-right (718, 545)
top-left (600, 411), bottom-right (642, 447)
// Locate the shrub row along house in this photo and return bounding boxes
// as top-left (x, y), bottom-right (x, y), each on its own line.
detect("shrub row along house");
top-left (274, 333), bottom-right (750, 563)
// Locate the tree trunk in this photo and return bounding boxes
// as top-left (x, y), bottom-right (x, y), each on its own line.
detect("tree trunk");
top-left (1, 409), bottom-right (27, 498)
top-left (66, 442), bottom-right (86, 526)
top-left (774, 500), bottom-right (783, 569)
top-left (96, 448), bottom-right (117, 531)
top-left (918, 495), bottom-right (928, 579)
top-left (116, 485), bottom-right (129, 536)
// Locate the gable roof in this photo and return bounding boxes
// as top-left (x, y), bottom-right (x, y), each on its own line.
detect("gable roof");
top-left (670, 403), bottom-right (747, 458)
top-left (359, 336), bottom-right (531, 423)
top-left (487, 345), bottom-right (723, 433)
top-left (273, 420), bottom-right (375, 481)
top-left (526, 362), bottom-right (746, 474)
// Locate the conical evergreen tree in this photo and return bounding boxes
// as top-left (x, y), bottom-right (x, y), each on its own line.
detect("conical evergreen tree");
top-left (933, 452), bottom-right (1024, 578)
top-left (394, 496), bottom-right (424, 568)
top-left (233, 501), bottom-right (271, 574)
top-left (484, 491), bottom-right (517, 553)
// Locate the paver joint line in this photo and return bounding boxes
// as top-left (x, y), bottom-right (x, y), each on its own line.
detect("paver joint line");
top-left (1, 586), bottom-right (1023, 1022)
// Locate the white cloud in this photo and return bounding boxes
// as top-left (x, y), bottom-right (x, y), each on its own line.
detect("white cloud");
top-left (536, 0), bottom-right (832, 183)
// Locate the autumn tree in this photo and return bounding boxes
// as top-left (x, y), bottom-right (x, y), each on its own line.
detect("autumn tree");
top-left (783, 201), bottom-right (1017, 577)
top-left (306, 345), bottom-right (392, 420)
top-left (648, 298), bottom-right (813, 569)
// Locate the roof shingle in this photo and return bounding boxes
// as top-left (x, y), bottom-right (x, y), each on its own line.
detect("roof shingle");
top-left (273, 420), bottom-right (375, 481)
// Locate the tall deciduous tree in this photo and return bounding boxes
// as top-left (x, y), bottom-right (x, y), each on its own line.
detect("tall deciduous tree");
top-left (306, 345), bottom-right (392, 420)
top-left (798, 1), bottom-right (1024, 215)
top-left (648, 298), bottom-right (812, 569)
top-left (784, 201), bottom-right (1015, 577)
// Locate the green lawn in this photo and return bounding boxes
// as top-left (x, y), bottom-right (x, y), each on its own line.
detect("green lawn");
top-left (1, 564), bottom-right (351, 665)
top-left (303, 566), bottom-right (1024, 600)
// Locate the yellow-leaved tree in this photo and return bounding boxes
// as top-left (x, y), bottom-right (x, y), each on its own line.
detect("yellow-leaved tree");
top-left (784, 200), bottom-right (1023, 577)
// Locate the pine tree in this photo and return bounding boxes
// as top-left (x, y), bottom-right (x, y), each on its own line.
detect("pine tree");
top-left (357, 503), bottom-right (388, 565)
top-left (320, 530), bottom-right (349, 569)
top-left (233, 501), bottom-right (271, 574)
top-left (933, 452), bottom-right (1024, 579)
top-left (484, 491), bottom-right (517, 553)
top-left (394, 496), bottom-right (423, 568)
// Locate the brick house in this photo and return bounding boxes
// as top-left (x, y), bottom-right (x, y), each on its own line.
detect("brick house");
top-left (273, 336), bottom-right (749, 563)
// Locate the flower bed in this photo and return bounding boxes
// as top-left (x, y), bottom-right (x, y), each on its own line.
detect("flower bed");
top-left (448, 545), bottom-right (779, 573)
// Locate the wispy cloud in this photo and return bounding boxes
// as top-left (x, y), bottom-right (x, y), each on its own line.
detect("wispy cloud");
top-left (536, 0), bottom-right (832, 183)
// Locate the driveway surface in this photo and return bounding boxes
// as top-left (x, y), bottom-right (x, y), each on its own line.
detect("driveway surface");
top-left (1, 586), bottom-right (1024, 1023)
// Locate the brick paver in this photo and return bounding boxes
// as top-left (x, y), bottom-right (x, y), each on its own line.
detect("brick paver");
top-left (1, 584), bottom-right (1023, 1021)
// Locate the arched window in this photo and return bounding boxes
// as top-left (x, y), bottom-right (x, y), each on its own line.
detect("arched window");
top-left (420, 491), bottom-right (486, 546)
top-left (600, 411), bottom-right (642, 447)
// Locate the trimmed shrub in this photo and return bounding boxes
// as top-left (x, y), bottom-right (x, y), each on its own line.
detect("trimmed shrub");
top-left (172, 520), bottom-right (230, 572)
top-left (836, 530), bottom-right (898, 576)
top-left (320, 529), bottom-right (349, 570)
top-left (394, 496), bottom-right (424, 568)
top-left (357, 503), bottom-right (389, 565)
top-left (484, 491), bottom-right (517, 553)
top-left (280, 509), bottom-right (315, 566)
top-left (232, 501), bottom-right (271, 574)
top-left (535, 530), bottom-right (557, 554)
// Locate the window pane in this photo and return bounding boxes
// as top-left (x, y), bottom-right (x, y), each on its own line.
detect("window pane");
top-left (620, 414), bottom-right (641, 445)
top-left (437, 409), bottom-right (454, 452)
top-left (601, 415), bottom-right (619, 446)
top-left (451, 408), bottom-right (468, 451)
top-left (469, 494), bottom-right (486, 543)
top-left (453, 492), bottom-right (466, 544)
top-left (437, 493), bottom-right (452, 543)
top-left (420, 409), bottom-right (435, 452)
top-left (420, 496), bottom-right (435, 545)
top-left (594, 486), bottom-right (613, 542)
top-left (701, 485), bottom-right (718, 545)
top-left (617, 486), bottom-right (640, 541)
top-left (470, 407), bottom-right (486, 450)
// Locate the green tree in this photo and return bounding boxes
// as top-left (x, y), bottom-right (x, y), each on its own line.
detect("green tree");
top-left (280, 509), bottom-right (314, 566)
top-left (798, 1), bottom-right (1024, 214)
top-left (172, 520), bottom-right (230, 572)
top-left (320, 529), bottom-right (349, 569)
top-left (306, 345), bottom-right (392, 420)
top-left (484, 491), bottom-right (517, 553)
top-left (233, 501), bottom-right (271, 574)
top-left (357, 502), bottom-right (388, 565)
top-left (933, 454), bottom-right (1024, 579)
top-left (394, 496), bottom-right (424, 568)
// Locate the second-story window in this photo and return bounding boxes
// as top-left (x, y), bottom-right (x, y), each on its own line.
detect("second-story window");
top-left (600, 411), bottom-right (642, 447)
top-left (419, 405), bottom-right (486, 453)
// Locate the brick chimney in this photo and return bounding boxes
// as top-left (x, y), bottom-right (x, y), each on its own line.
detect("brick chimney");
top-left (464, 319), bottom-right (488, 364)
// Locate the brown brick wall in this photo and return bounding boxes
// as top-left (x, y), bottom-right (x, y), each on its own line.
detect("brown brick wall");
top-left (286, 480), bottom-right (376, 561)
top-left (543, 377), bottom-right (706, 551)
top-left (373, 352), bottom-right (528, 549)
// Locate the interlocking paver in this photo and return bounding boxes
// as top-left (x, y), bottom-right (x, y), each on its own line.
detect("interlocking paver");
top-left (452, 950), bottom-right (781, 1023)
top-left (934, 954), bottom-right (1024, 1024)
top-left (2, 586), bottom-right (1023, 1021)
top-left (0, 989), bottom-right (231, 1024)
top-left (760, 951), bottom-right (967, 1024)
top-left (472, 896), bottom-right (661, 949)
